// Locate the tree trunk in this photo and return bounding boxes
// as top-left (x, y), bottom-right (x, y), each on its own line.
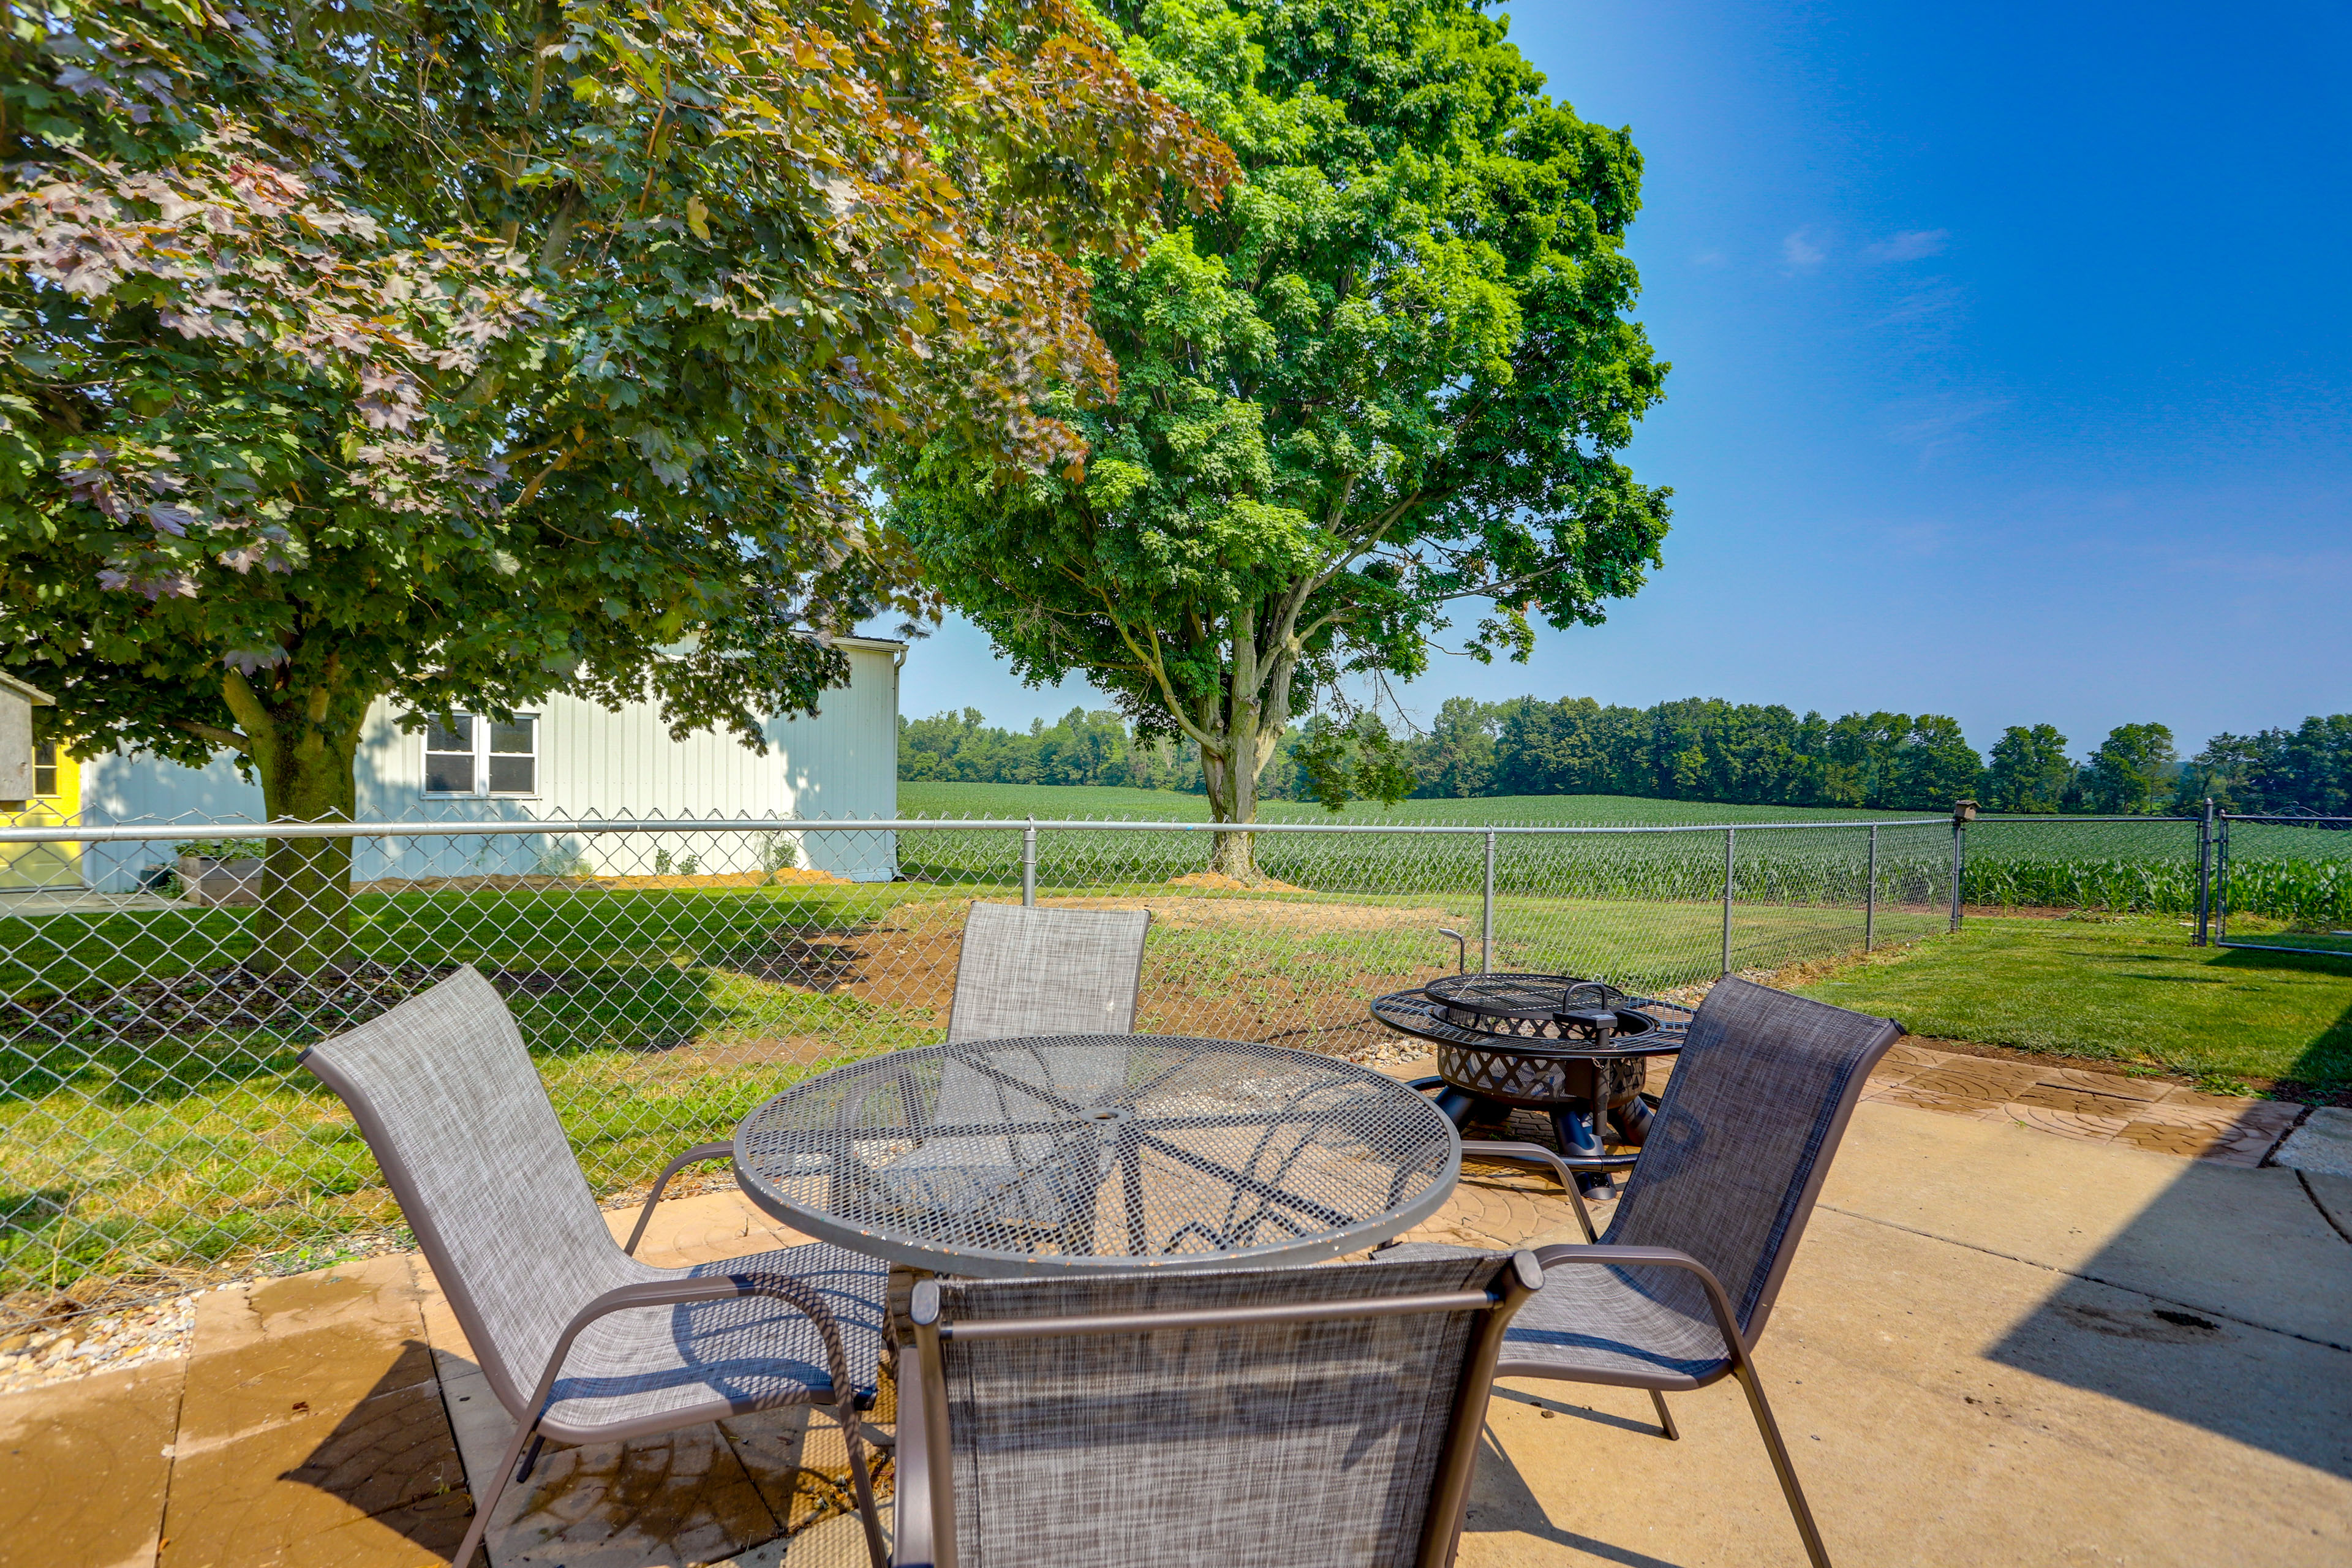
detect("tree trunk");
top-left (1202, 739), bottom-right (1260, 880)
top-left (1193, 611), bottom-right (1305, 884)
top-left (1200, 638), bottom-right (1264, 881)
top-left (222, 667), bottom-right (370, 978)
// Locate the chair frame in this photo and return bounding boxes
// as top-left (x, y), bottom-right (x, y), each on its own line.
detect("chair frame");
top-left (891, 1254), bottom-right (1547, 1568)
top-left (303, 1030), bottom-right (890, 1568)
top-left (1412, 987), bottom-right (1898, 1568)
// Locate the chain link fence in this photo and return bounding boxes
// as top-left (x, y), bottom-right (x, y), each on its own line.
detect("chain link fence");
top-left (4, 807), bottom-right (1958, 1329)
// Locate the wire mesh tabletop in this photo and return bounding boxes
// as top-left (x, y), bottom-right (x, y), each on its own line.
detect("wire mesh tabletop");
top-left (731, 1035), bottom-right (1462, 1276)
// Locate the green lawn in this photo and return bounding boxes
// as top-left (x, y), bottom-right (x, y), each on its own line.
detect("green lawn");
top-left (1792, 913), bottom-right (2352, 1090)
top-left (14, 819), bottom-right (2340, 1305)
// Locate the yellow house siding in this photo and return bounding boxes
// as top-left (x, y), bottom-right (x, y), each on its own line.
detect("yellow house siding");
top-left (0, 742), bottom-right (83, 888)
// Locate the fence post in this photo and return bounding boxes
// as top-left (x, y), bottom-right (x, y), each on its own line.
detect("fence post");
top-left (1021, 817), bottom-right (1036, 907)
top-left (2214, 812), bottom-right (2231, 944)
top-left (1481, 830), bottom-right (1496, 974)
top-left (1948, 820), bottom-right (1964, 932)
top-left (1866, 825), bottom-right (1878, 952)
top-left (1721, 827), bottom-right (1735, 978)
top-left (2194, 798), bottom-right (2214, 946)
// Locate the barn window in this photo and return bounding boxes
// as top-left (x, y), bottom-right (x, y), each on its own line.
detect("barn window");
top-left (31, 741), bottom-right (56, 799)
top-left (423, 715), bottom-right (538, 797)
top-left (423, 717), bottom-right (475, 794)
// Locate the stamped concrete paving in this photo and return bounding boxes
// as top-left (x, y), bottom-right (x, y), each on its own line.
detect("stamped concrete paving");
top-left (4, 1057), bottom-right (2344, 1567)
top-left (1856, 1041), bottom-right (2306, 1165)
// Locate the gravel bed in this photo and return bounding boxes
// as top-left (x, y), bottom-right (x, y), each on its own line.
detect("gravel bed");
top-left (0, 1287), bottom-right (228, 1395)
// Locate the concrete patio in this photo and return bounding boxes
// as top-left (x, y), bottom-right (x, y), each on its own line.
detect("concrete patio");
top-left (6, 1072), bottom-right (2347, 1568)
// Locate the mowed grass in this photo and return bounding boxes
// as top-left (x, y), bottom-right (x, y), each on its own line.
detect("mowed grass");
top-left (1792, 913), bottom-right (2352, 1090)
top-left (0, 881), bottom-right (965, 1296)
top-left (894, 782), bottom-right (1962, 913)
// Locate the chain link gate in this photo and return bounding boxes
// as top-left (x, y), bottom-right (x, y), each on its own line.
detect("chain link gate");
top-left (2202, 810), bottom-right (2352, 957)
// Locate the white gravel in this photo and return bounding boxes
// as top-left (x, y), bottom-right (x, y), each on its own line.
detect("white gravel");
top-left (0, 1287), bottom-right (225, 1396)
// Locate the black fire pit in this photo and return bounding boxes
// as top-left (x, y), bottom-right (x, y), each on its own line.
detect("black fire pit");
top-left (1370, 973), bottom-right (1692, 1187)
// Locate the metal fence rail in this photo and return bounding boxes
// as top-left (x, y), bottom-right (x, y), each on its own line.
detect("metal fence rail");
top-left (0, 805), bottom-right (2119, 1329)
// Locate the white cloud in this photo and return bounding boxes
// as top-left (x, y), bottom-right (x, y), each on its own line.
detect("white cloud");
top-left (1876, 279), bottom-right (1963, 328)
top-left (1885, 397), bottom-right (2008, 463)
top-left (1866, 228), bottom-right (1949, 262)
top-left (1781, 229), bottom-right (1827, 268)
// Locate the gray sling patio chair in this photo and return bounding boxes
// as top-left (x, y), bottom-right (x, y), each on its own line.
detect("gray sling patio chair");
top-left (838, 902), bottom-right (1156, 1249)
top-left (944, 900), bottom-right (1152, 1042)
top-left (300, 965), bottom-right (891, 1568)
top-left (1381, 976), bottom-right (1901, 1568)
top-left (623, 900), bottom-right (1155, 1254)
top-left (892, 1251), bottom-right (1545, 1568)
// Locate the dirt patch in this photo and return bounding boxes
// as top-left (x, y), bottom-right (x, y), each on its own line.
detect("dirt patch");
top-left (698, 893), bottom-right (1465, 1052)
top-left (1038, 894), bottom-right (1458, 933)
top-left (1167, 870), bottom-right (1307, 894)
top-left (3, 962), bottom-right (462, 1045)
top-left (1891, 1034), bottom-right (2346, 1110)
top-left (0, 962), bottom-right (655, 1045)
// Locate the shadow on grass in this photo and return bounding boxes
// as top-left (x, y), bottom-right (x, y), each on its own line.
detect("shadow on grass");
top-left (0, 958), bottom-right (911, 1307)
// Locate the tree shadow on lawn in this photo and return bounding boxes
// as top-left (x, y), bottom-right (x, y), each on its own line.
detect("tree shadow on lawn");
top-left (0, 961), bottom-right (909, 1308)
top-left (0, 952), bottom-right (894, 1109)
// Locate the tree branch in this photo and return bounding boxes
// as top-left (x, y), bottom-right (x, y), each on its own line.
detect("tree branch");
top-left (173, 720), bottom-right (250, 753)
top-left (1097, 591), bottom-right (1226, 756)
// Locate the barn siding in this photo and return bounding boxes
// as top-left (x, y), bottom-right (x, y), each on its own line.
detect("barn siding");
top-left (78, 639), bottom-right (902, 888)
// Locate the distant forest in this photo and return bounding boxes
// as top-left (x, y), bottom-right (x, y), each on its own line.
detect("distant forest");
top-left (900, 698), bottom-right (2352, 817)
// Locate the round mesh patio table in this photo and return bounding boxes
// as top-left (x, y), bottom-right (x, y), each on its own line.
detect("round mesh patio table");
top-left (732, 1035), bottom-right (1461, 1276)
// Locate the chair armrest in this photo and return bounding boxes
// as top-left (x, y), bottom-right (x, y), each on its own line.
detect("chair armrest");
top-left (1458, 1140), bottom-right (1599, 1242)
top-left (624, 1141), bottom-right (735, 1256)
top-left (1528, 1242), bottom-right (1750, 1355)
top-left (892, 1313), bottom-right (940, 1568)
top-left (521, 1269), bottom-right (859, 1431)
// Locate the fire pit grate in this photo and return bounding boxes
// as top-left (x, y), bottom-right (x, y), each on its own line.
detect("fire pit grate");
top-left (1369, 972), bottom-right (1694, 1188)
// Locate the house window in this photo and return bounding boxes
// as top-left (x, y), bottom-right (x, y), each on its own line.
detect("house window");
top-left (423, 714), bottom-right (537, 797)
top-left (32, 741), bottom-right (56, 799)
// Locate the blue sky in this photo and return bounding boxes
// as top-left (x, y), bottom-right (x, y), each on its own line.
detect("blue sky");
top-left (877, 0), bottom-right (2352, 760)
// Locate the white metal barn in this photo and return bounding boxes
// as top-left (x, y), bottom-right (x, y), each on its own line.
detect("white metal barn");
top-left (77, 636), bottom-right (904, 888)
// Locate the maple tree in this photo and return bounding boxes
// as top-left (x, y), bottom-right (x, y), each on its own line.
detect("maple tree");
top-left (884, 0), bottom-right (1671, 876)
top-left (0, 0), bottom-right (1232, 968)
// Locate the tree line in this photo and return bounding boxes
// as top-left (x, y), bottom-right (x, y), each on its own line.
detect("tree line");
top-left (902, 698), bottom-right (2352, 816)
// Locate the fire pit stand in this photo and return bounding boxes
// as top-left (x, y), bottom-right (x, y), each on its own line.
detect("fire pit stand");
top-left (1369, 973), bottom-right (1692, 1189)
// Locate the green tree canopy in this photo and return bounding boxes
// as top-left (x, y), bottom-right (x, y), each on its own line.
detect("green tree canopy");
top-left (2082, 723), bottom-right (2177, 815)
top-left (883, 0), bottom-right (1670, 873)
top-left (1, 0), bottom-right (1230, 967)
top-left (2174, 716), bottom-right (2352, 815)
top-left (1982, 724), bottom-right (2073, 813)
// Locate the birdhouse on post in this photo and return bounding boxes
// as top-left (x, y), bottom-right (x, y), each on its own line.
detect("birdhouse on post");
top-left (0, 673), bottom-right (55, 805)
